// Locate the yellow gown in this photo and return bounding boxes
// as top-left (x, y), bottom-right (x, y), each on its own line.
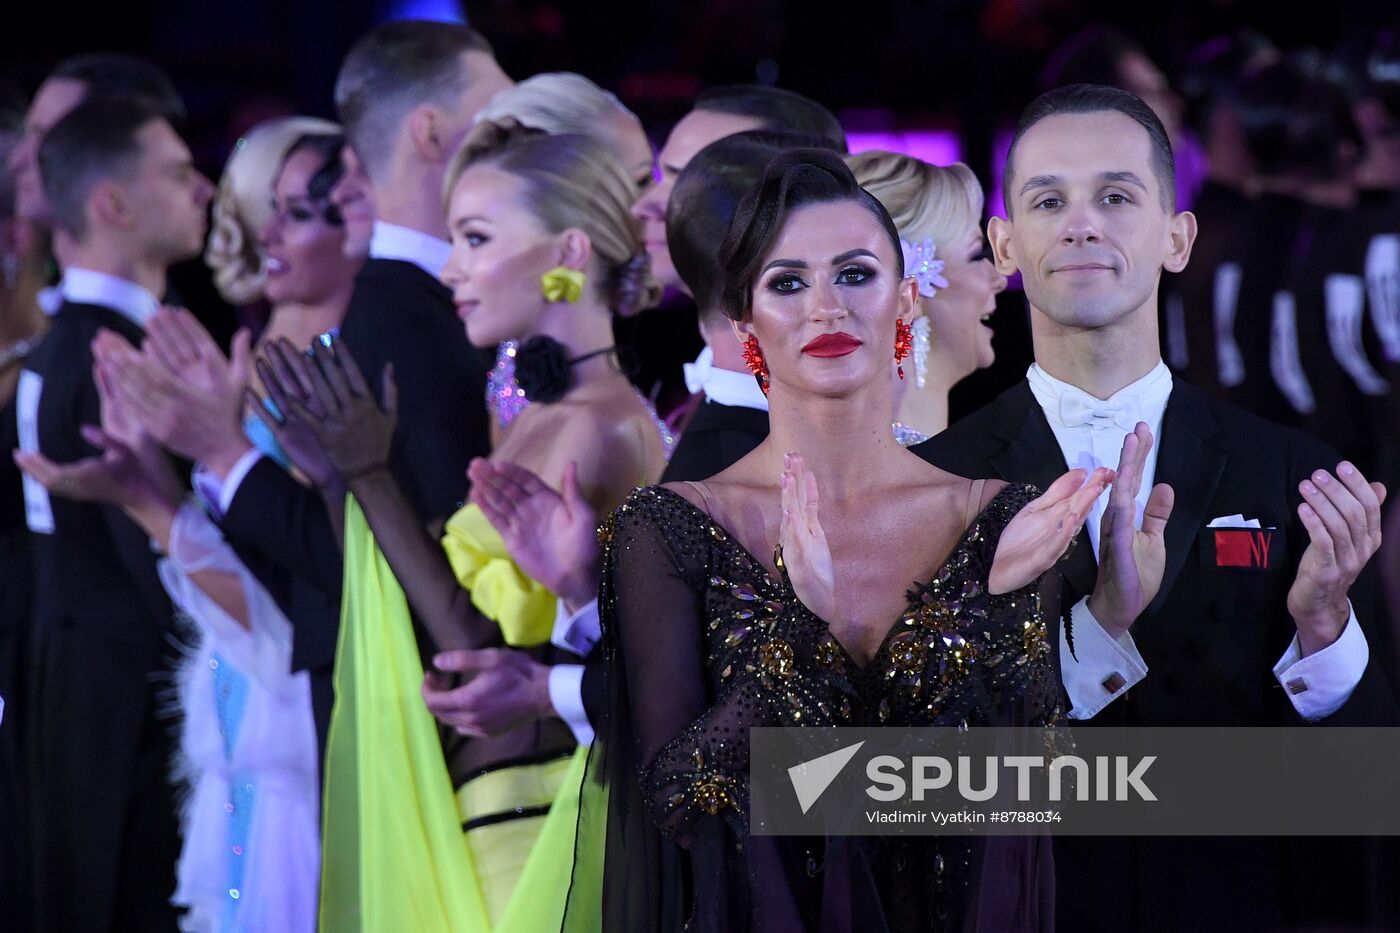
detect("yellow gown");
top-left (319, 497), bottom-right (587, 931)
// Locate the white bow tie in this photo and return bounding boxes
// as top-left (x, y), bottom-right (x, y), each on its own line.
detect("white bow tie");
top-left (1058, 391), bottom-right (1140, 431)
top-left (683, 346), bottom-right (714, 395)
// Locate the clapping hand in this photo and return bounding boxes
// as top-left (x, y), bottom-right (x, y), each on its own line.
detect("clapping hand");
top-left (13, 335), bottom-right (182, 511)
top-left (467, 458), bottom-right (601, 609)
top-left (1288, 462), bottom-right (1387, 656)
top-left (94, 307), bottom-right (253, 477)
top-left (989, 466), bottom-right (1114, 594)
top-left (779, 452), bottom-right (837, 622)
top-left (1089, 423), bottom-right (1175, 637)
top-left (249, 338), bottom-right (343, 492)
top-left (273, 337), bottom-right (396, 486)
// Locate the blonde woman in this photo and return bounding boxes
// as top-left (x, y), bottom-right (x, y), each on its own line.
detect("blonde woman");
top-left (206, 116), bottom-right (343, 307)
top-left (473, 72), bottom-right (660, 438)
top-left (265, 121), bottom-right (665, 930)
top-left (848, 151), bottom-right (1008, 443)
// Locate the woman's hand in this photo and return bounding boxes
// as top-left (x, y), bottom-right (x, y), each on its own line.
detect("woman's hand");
top-left (779, 452), bottom-right (837, 622)
top-left (467, 458), bottom-right (601, 608)
top-left (250, 338), bottom-right (343, 493)
top-left (989, 466), bottom-right (1114, 595)
top-left (275, 337), bottom-right (396, 486)
top-left (14, 424), bottom-right (174, 512)
top-left (17, 336), bottom-right (186, 512)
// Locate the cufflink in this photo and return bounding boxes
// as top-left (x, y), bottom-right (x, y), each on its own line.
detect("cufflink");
top-left (1286, 678), bottom-right (1309, 695)
top-left (1102, 673), bottom-right (1127, 694)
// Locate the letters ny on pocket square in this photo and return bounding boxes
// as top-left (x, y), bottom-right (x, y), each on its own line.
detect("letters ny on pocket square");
top-left (1203, 515), bottom-right (1282, 571)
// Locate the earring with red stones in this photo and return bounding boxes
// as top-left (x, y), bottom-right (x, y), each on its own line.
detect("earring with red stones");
top-left (894, 318), bottom-right (913, 380)
top-left (741, 334), bottom-right (770, 395)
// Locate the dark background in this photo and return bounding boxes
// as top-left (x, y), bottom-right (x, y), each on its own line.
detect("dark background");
top-left (3, 0), bottom-right (1395, 414)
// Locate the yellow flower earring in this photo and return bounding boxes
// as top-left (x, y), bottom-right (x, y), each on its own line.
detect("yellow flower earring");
top-left (540, 266), bottom-right (585, 303)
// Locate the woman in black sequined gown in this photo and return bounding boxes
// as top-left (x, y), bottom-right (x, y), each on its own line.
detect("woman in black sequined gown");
top-left (567, 150), bottom-right (1116, 933)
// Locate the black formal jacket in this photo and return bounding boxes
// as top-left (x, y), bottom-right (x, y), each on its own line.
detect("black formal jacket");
top-left (913, 377), bottom-right (1399, 932)
top-left (22, 301), bottom-right (181, 928)
top-left (215, 258), bottom-right (492, 747)
top-left (659, 397), bottom-right (770, 485)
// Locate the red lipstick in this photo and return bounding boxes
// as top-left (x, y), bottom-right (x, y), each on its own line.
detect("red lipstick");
top-left (801, 332), bottom-right (863, 357)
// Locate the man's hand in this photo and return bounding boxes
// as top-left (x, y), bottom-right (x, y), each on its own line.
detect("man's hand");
top-left (94, 310), bottom-right (253, 477)
top-left (467, 458), bottom-right (600, 609)
top-left (421, 648), bottom-right (554, 738)
top-left (1289, 462), bottom-right (1387, 656)
top-left (1088, 423), bottom-right (1175, 637)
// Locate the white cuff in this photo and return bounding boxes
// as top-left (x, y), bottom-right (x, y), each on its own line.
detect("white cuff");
top-left (547, 663), bottom-right (594, 745)
top-left (1273, 602), bottom-right (1368, 721)
top-left (551, 598), bottom-right (601, 657)
top-left (217, 448), bottom-right (265, 516)
top-left (1062, 597), bottom-right (1149, 720)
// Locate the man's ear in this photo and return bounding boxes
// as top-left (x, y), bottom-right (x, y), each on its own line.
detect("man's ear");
top-left (1163, 209), bottom-right (1197, 274)
top-left (987, 215), bottom-right (1020, 276)
top-left (406, 105), bottom-right (448, 163)
top-left (556, 228), bottom-right (592, 270)
top-left (90, 179), bottom-right (131, 231)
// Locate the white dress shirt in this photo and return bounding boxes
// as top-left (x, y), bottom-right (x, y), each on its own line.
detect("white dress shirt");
top-left (368, 221), bottom-right (453, 279)
top-left (1025, 361), bottom-right (1367, 721)
top-left (683, 346), bottom-right (770, 411)
top-left (60, 267), bottom-right (161, 327)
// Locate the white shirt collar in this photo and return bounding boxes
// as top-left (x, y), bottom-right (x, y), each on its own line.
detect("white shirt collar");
top-left (59, 268), bottom-right (160, 328)
top-left (1025, 359), bottom-right (1173, 558)
top-left (1027, 360), bottom-right (1173, 432)
top-left (683, 346), bottom-right (770, 411)
top-left (369, 221), bottom-right (452, 279)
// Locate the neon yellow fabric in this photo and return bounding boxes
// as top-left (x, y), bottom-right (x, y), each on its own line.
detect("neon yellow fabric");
top-left (319, 496), bottom-right (488, 931)
top-left (319, 496), bottom-right (582, 932)
top-left (442, 503), bottom-right (556, 646)
top-left (461, 751), bottom-right (588, 928)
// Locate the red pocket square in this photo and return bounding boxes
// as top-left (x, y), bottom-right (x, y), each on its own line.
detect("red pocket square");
top-left (1214, 529), bottom-right (1278, 569)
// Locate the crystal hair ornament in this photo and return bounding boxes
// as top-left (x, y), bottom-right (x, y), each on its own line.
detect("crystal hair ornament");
top-left (899, 237), bottom-right (949, 298)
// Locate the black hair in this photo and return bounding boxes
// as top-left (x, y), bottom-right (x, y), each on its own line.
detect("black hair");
top-left (38, 94), bottom-right (169, 239)
top-left (718, 148), bottom-right (901, 322)
top-left (0, 81), bottom-right (26, 219)
top-left (1040, 25), bottom-right (1145, 91)
top-left (694, 85), bottom-right (848, 153)
top-left (1179, 30), bottom-right (1277, 138)
top-left (50, 53), bottom-right (186, 126)
top-left (282, 131), bottom-right (346, 225)
top-left (1003, 83), bottom-right (1176, 214)
top-left (1236, 53), bottom-right (1361, 180)
top-left (668, 130), bottom-right (842, 319)
top-left (1365, 26), bottom-right (1400, 122)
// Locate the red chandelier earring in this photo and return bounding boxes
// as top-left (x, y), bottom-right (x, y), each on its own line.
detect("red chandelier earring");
top-left (741, 334), bottom-right (770, 395)
top-left (894, 318), bottom-right (913, 380)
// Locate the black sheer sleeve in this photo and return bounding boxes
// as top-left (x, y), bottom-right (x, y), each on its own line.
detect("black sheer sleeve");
top-left (564, 487), bottom-right (746, 933)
